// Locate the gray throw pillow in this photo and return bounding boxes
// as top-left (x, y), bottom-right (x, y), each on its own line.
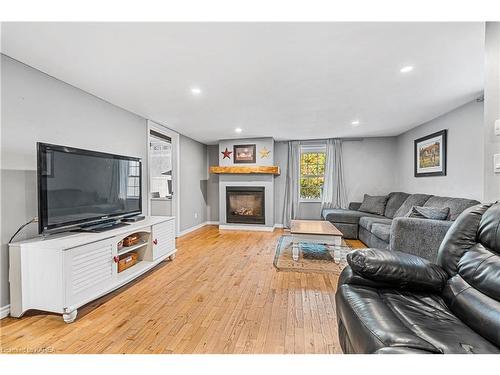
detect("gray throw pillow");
top-left (406, 206), bottom-right (450, 221)
top-left (358, 194), bottom-right (388, 216)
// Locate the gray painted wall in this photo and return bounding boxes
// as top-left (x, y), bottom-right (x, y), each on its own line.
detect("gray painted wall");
top-left (207, 145), bottom-right (220, 222)
top-left (0, 55), bottom-right (210, 310)
top-left (179, 135), bottom-right (208, 231)
top-left (395, 100), bottom-right (484, 201)
top-left (0, 55), bottom-right (147, 308)
top-left (484, 22), bottom-right (500, 202)
top-left (209, 138), bottom-right (399, 224)
top-left (274, 138), bottom-right (399, 224)
top-left (218, 137), bottom-right (274, 166)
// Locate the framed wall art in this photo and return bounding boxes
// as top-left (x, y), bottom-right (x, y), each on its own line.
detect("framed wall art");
top-left (414, 129), bottom-right (447, 177)
top-left (233, 144), bottom-right (256, 164)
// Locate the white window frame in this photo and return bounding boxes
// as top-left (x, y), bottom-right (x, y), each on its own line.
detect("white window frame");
top-left (299, 144), bottom-right (326, 203)
top-left (127, 161), bottom-right (141, 199)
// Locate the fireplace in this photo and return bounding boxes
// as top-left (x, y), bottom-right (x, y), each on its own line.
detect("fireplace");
top-left (226, 186), bottom-right (265, 225)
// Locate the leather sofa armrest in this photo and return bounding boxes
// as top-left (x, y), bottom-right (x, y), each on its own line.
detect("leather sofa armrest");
top-left (390, 217), bottom-right (453, 262)
top-left (349, 202), bottom-right (362, 211)
top-left (347, 248), bottom-right (448, 293)
top-left (338, 266), bottom-right (396, 289)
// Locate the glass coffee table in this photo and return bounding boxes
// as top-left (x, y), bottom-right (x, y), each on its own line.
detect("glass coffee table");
top-left (290, 219), bottom-right (344, 261)
top-left (273, 234), bottom-right (354, 274)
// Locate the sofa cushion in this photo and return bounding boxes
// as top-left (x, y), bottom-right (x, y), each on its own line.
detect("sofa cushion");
top-left (407, 206), bottom-right (450, 220)
top-left (371, 223), bottom-right (391, 242)
top-left (359, 216), bottom-right (392, 231)
top-left (424, 196), bottom-right (480, 221)
top-left (331, 222), bottom-right (358, 239)
top-left (359, 227), bottom-right (390, 249)
top-left (384, 192), bottom-right (410, 218)
top-left (322, 208), bottom-right (382, 224)
top-left (359, 194), bottom-right (388, 216)
top-left (393, 194), bottom-right (432, 218)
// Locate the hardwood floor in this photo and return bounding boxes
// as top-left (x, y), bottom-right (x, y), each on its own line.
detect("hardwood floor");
top-left (0, 226), bottom-right (364, 354)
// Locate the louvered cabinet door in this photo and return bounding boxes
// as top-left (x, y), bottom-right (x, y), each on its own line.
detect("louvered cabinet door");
top-left (151, 220), bottom-right (175, 260)
top-left (64, 239), bottom-right (115, 308)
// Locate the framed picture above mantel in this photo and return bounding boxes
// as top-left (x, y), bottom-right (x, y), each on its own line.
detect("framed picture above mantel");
top-left (414, 129), bottom-right (447, 177)
top-left (233, 144), bottom-right (256, 164)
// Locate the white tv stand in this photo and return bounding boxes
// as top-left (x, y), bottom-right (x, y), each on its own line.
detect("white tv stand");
top-left (8, 216), bottom-right (176, 323)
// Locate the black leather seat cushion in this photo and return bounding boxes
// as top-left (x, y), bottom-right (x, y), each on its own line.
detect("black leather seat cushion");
top-left (336, 282), bottom-right (500, 354)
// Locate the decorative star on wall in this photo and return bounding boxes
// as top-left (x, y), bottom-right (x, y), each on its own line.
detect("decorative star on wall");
top-left (221, 147), bottom-right (232, 159)
top-left (259, 147), bottom-right (271, 159)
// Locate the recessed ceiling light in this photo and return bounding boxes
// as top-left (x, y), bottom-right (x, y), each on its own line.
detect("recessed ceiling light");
top-left (190, 87), bottom-right (202, 95)
top-left (400, 65), bottom-right (414, 73)
top-left (351, 120), bottom-right (360, 126)
top-left (235, 128), bottom-right (243, 133)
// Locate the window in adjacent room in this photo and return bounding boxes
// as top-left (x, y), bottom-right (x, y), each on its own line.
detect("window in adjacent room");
top-left (299, 145), bottom-right (326, 201)
top-left (127, 161), bottom-right (141, 198)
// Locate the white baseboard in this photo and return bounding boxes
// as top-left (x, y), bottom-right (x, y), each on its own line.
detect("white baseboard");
top-left (177, 222), bottom-right (210, 237)
top-left (177, 221), bottom-right (282, 237)
top-left (0, 304), bottom-right (10, 319)
top-left (219, 224), bottom-right (275, 232)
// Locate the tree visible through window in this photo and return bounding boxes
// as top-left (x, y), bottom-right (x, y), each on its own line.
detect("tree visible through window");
top-left (300, 148), bottom-right (326, 200)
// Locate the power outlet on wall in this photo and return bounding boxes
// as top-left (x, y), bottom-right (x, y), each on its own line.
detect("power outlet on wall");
top-left (194, 212), bottom-right (198, 219)
top-left (495, 119), bottom-right (500, 136)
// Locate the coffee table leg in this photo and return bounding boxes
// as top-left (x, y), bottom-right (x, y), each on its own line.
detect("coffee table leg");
top-left (292, 241), bottom-right (299, 261)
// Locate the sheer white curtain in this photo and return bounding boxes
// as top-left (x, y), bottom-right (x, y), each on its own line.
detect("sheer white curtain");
top-left (321, 138), bottom-right (348, 210)
top-left (282, 141), bottom-right (301, 228)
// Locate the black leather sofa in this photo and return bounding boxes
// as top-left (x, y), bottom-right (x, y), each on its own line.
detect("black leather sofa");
top-left (335, 202), bottom-right (500, 354)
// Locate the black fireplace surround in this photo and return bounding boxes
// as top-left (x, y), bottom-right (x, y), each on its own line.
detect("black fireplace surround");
top-left (226, 186), bottom-right (265, 225)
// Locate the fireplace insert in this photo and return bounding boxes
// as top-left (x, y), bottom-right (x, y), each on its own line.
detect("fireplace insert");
top-left (226, 186), bottom-right (265, 225)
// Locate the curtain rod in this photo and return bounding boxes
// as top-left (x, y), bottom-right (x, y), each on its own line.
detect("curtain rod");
top-left (279, 137), bottom-right (364, 143)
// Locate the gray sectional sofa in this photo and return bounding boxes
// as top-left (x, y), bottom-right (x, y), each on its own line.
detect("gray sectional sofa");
top-left (322, 192), bottom-right (479, 262)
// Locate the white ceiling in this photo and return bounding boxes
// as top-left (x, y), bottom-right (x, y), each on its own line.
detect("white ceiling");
top-left (1, 22), bottom-right (485, 144)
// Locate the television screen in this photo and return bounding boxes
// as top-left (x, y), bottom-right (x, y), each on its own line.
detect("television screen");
top-left (37, 143), bottom-right (142, 233)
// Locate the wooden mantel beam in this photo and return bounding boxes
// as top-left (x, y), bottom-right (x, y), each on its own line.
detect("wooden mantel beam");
top-left (209, 166), bottom-right (280, 175)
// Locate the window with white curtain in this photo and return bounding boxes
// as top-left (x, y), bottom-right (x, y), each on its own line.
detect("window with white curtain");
top-left (299, 144), bottom-right (326, 202)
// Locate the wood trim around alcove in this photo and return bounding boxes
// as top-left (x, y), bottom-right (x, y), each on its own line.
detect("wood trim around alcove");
top-left (209, 166), bottom-right (280, 175)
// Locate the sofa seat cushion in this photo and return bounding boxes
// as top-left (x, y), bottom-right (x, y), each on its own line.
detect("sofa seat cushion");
top-left (371, 223), bottom-right (391, 242)
top-left (359, 216), bottom-right (393, 231)
top-left (336, 284), bottom-right (500, 354)
top-left (423, 196), bottom-right (480, 221)
top-left (322, 208), bottom-right (382, 224)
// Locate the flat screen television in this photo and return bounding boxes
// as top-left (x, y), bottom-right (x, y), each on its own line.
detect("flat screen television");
top-left (37, 143), bottom-right (142, 234)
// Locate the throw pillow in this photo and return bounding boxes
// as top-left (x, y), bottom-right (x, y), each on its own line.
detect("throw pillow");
top-left (406, 206), bottom-right (450, 221)
top-left (358, 194), bottom-right (388, 216)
